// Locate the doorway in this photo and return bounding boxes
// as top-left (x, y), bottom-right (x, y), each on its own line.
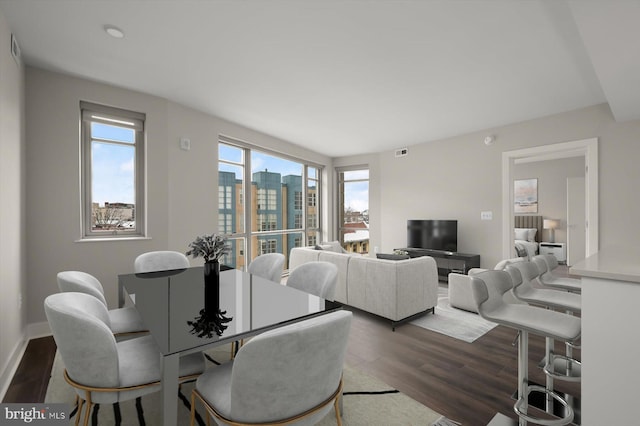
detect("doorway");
top-left (501, 138), bottom-right (598, 261)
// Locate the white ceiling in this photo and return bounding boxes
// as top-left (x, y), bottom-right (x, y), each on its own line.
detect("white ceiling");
top-left (1, 0), bottom-right (639, 157)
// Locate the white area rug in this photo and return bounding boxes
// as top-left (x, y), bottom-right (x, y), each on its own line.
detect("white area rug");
top-left (410, 287), bottom-right (498, 343)
top-left (46, 346), bottom-right (447, 425)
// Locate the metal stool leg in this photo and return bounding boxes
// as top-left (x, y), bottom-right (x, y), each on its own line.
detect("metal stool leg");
top-left (514, 331), bottom-right (575, 426)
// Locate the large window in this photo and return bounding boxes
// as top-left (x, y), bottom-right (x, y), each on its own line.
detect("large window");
top-left (218, 138), bottom-right (322, 271)
top-left (337, 168), bottom-right (369, 254)
top-left (81, 102), bottom-right (145, 238)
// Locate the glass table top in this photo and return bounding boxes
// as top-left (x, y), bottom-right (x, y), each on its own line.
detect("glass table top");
top-left (118, 267), bottom-right (339, 355)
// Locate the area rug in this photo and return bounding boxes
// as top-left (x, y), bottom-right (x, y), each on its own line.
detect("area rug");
top-left (410, 286), bottom-right (498, 343)
top-left (45, 346), bottom-right (447, 425)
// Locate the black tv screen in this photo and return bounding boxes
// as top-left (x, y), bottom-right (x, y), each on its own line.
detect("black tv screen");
top-left (407, 220), bottom-right (458, 252)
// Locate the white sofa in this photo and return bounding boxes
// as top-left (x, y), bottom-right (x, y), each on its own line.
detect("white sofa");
top-left (289, 246), bottom-right (438, 329)
top-left (447, 257), bottom-right (526, 313)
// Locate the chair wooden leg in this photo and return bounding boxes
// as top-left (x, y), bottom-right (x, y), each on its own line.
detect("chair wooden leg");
top-left (75, 398), bottom-right (83, 426)
top-left (190, 392), bottom-right (196, 426)
top-left (83, 401), bottom-right (92, 426)
top-left (334, 395), bottom-right (343, 426)
top-left (81, 390), bottom-right (93, 426)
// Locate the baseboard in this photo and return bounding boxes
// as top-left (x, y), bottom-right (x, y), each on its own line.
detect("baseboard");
top-left (26, 321), bottom-right (51, 340)
top-left (0, 335), bottom-right (28, 402)
top-left (0, 321), bottom-right (51, 402)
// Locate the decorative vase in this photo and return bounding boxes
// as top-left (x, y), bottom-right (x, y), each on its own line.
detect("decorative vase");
top-left (204, 260), bottom-right (220, 315)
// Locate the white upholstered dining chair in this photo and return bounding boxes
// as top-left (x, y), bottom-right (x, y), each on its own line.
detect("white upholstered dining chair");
top-left (287, 261), bottom-right (338, 300)
top-left (247, 253), bottom-right (285, 283)
top-left (190, 309), bottom-right (352, 426)
top-left (44, 292), bottom-right (204, 426)
top-left (57, 270), bottom-right (146, 336)
top-left (133, 250), bottom-right (190, 273)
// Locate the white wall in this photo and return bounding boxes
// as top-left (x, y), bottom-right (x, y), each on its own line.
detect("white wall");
top-left (165, 102), bottom-right (332, 252)
top-left (337, 103), bottom-right (640, 269)
top-left (24, 68), bottom-right (331, 326)
top-left (0, 10), bottom-right (26, 396)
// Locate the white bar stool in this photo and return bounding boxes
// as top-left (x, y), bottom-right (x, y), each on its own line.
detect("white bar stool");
top-left (533, 255), bottom-right (581, 293)
top-left (506, 262), bottom-right (581, 420)
top-left (471, 270), bottom-right (581, 425)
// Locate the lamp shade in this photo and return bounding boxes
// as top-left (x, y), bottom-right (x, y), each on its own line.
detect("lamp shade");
top-left (543, 219), bottom-right (559, 229)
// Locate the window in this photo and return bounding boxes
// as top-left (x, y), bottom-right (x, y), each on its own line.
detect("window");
top-left (259, 239), bottom-right (278, 255)
top-left (306, 167), bottom-right (321, 247)
top-left (81, 101), bottom-right (145, 238)
top-left (294, 192), bottom-right (303, 210)
top-left (337, 168), bottom-right (369, 254)
top-left (218, 137), bottom-right (322, 270)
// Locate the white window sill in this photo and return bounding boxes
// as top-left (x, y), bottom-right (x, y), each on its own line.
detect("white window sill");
top-left (75, 236), bottom-right (152, 243)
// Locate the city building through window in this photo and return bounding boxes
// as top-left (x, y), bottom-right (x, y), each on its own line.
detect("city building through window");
top-left (218, 138), bottom-right (322, 270)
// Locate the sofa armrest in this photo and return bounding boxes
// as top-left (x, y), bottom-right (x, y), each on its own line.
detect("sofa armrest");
top-left (348, 256), bottom-right (438, 322)
top-left (396, 256), bottom-right (438, 318)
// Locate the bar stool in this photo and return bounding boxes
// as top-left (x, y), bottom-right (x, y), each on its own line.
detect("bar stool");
top-left (506, 262), bottom-right (581, 419)
top-left (471, 270), bottom-right (581, 425)
top-left (532, 255), bottom-right (581, 293)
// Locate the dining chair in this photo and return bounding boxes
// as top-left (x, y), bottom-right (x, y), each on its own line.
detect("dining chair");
top-left (57, 270), bottom-right (146, 336)
top-left (134, 250), bottom-right (190, 273)
top-left (44, 292), bottom-right (205, 426)
top-left (287, 261), bottom-right (338, 300)
top-left (230, 253), bottom-right (285, 358)
top-left (190, 309), bottom-right (352, 426)
top-left (247, 253), bottom-right (285, 283)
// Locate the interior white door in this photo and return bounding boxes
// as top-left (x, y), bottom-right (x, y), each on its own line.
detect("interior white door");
top-left (567, 176), bottom-right (586, 266)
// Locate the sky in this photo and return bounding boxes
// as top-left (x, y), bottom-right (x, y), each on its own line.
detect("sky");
top-left (91, 122), bottom-right (135, 205)
top-left (219, 143), bottom-right (369, 213)
top-left (94, 135), bottom-right (369, 213)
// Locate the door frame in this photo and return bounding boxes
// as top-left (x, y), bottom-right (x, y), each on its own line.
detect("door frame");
top-left (502, 138), bottom-right (598, 260)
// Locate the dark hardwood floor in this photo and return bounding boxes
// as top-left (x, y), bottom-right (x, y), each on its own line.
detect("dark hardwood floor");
top-left (3, 271), bottom-right (580, 425)
top-left (2, 335), bottom-right (57, 404)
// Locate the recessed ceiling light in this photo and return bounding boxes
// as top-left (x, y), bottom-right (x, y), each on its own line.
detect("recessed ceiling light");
top-left (104, 25), bottom-right (125, 39)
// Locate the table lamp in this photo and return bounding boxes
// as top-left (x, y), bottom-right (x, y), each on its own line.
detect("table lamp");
top-left (543, 219), bottom-right (559, 243)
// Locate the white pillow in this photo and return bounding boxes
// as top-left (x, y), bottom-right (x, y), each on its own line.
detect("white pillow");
top-left (321, 241), bottom-right (347, 253)
top-left (514, 228), bottom-right (529, 240)
top-left (514, 228), bottom-right (537, 242)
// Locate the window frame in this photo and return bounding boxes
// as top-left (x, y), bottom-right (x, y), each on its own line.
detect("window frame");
top-left (336, 166), bottom-right (369, 253)
top-left (218, 136), bottom-right (323, 270)
top-left (80, 101), bottom-right (146, 239)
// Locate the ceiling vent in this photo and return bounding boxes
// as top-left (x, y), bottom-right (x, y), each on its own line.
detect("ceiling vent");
top-left (395, 147), bottom-right (408, 158)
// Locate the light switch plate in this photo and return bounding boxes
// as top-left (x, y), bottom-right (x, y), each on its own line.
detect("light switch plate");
top-left (481, 211), bottom-right (493, 220)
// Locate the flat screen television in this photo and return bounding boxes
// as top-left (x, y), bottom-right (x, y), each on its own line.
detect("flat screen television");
top-left (407, 220), bottom-right (458, 252)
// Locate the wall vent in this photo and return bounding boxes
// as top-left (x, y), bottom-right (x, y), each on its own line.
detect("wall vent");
top-left (395, 148), bottom-right (408, 157)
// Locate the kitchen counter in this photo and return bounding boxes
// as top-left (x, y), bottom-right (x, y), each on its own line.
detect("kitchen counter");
top-left (570, 246), bottom-right (640, 283)
top-left (570, 246), bottom-right (640, 425)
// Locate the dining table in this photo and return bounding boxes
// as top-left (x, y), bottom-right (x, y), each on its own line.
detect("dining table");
top-left (118, 265), bottom-right (341, 426)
